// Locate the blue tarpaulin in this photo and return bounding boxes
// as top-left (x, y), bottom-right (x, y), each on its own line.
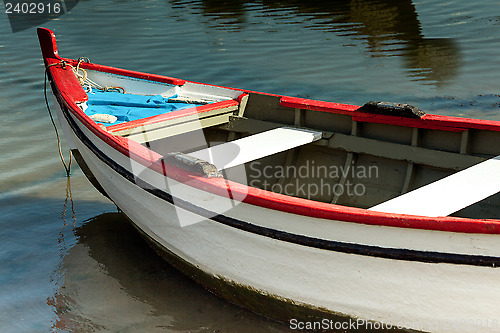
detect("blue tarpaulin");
top-left (84, 91), bottom-right (201, 126)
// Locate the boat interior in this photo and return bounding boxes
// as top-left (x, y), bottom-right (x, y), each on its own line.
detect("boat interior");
top-left (77, 70), bottom-right (500, 220)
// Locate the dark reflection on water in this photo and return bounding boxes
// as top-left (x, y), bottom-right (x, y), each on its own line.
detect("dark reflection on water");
top-left (176, 0), bottom-right (461, 85)
top-left (49, 213), bottom-right (290, 332)
top-left (200, 0), bottom-right (248, 28)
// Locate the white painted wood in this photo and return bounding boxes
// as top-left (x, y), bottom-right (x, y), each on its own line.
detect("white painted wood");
top-left (369, 155), bottom-right (500, 217)
top-left (187, 127), bottom-right (322, 170)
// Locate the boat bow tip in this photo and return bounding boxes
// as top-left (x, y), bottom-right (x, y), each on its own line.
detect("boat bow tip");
top-left (37, 27), bottom-right (61, 62)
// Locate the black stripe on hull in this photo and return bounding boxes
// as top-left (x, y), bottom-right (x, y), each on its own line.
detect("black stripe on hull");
top-left (56, 94), bottom-right (500, 268)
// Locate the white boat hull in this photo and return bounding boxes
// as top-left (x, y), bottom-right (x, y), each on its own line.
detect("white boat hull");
top-left (53, 96), bottom-right (500, 333)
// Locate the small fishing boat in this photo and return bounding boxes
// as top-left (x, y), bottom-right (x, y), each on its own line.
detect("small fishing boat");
top-left (38, 27), bottom-right (500, 332)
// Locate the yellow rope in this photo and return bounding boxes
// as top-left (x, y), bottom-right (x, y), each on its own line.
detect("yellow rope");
top-left (70, 58), bottom-right (125, 93)
top-left (43, 58), bottom-right (126, 175)
top-left (73, 58), bottom-right (87, 85)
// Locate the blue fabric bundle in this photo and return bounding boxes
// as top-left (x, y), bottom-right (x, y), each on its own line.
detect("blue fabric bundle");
top-left (84, 91), bottom-right (201, 126)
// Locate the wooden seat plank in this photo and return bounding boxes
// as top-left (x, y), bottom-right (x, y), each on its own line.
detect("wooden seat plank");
top-left (188, 127), bottom-right (322, 170)
top-left (369, 156), bottom-right (500, 217)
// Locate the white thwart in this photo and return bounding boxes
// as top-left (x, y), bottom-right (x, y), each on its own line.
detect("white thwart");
top-left (369, 155), bottom-right (500, 217)
top-left (188, 127), bottom-right (322, 170)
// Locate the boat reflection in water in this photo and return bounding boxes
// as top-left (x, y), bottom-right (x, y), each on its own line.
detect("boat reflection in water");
top-left (48, 213), bottom-right (289, 332)
top-left (194, 0), bottom-right (461, 85)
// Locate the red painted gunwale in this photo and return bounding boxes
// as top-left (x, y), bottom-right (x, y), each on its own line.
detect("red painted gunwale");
top-left (281, 96), bottom-right (500, 132)
top-left (38, 28), bottom-right (500, 234)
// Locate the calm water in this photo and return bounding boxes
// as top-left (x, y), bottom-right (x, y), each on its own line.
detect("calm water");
top-left (1, 0), bottom-right (500, 332)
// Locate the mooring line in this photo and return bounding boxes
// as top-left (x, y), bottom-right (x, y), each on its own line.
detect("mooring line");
top-left (44, 62), bottom-right (72, 176)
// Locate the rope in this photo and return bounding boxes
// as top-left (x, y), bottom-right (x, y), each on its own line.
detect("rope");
top-left (43, 58), bottom-right (125, 176)
top-left (71, 57), bottom-right (125, 93)
top-left (62, 176), bottom-right (76, 226)
top-left (44, 61), bottom-right (72, 177)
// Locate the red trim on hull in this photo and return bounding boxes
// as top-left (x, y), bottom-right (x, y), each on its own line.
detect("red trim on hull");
top-left (281, 96), bottom-right (500, 132)
top-left (72, 60), bottom-right (186, 86)
top-left (280, 96), bottom-right (359, 114)
top-left (50, 54), bottom-right (186, 86)
top-left (45, 59), bottom-right (89, 104)
top-left (38, 27), bottom-right (500, 235)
